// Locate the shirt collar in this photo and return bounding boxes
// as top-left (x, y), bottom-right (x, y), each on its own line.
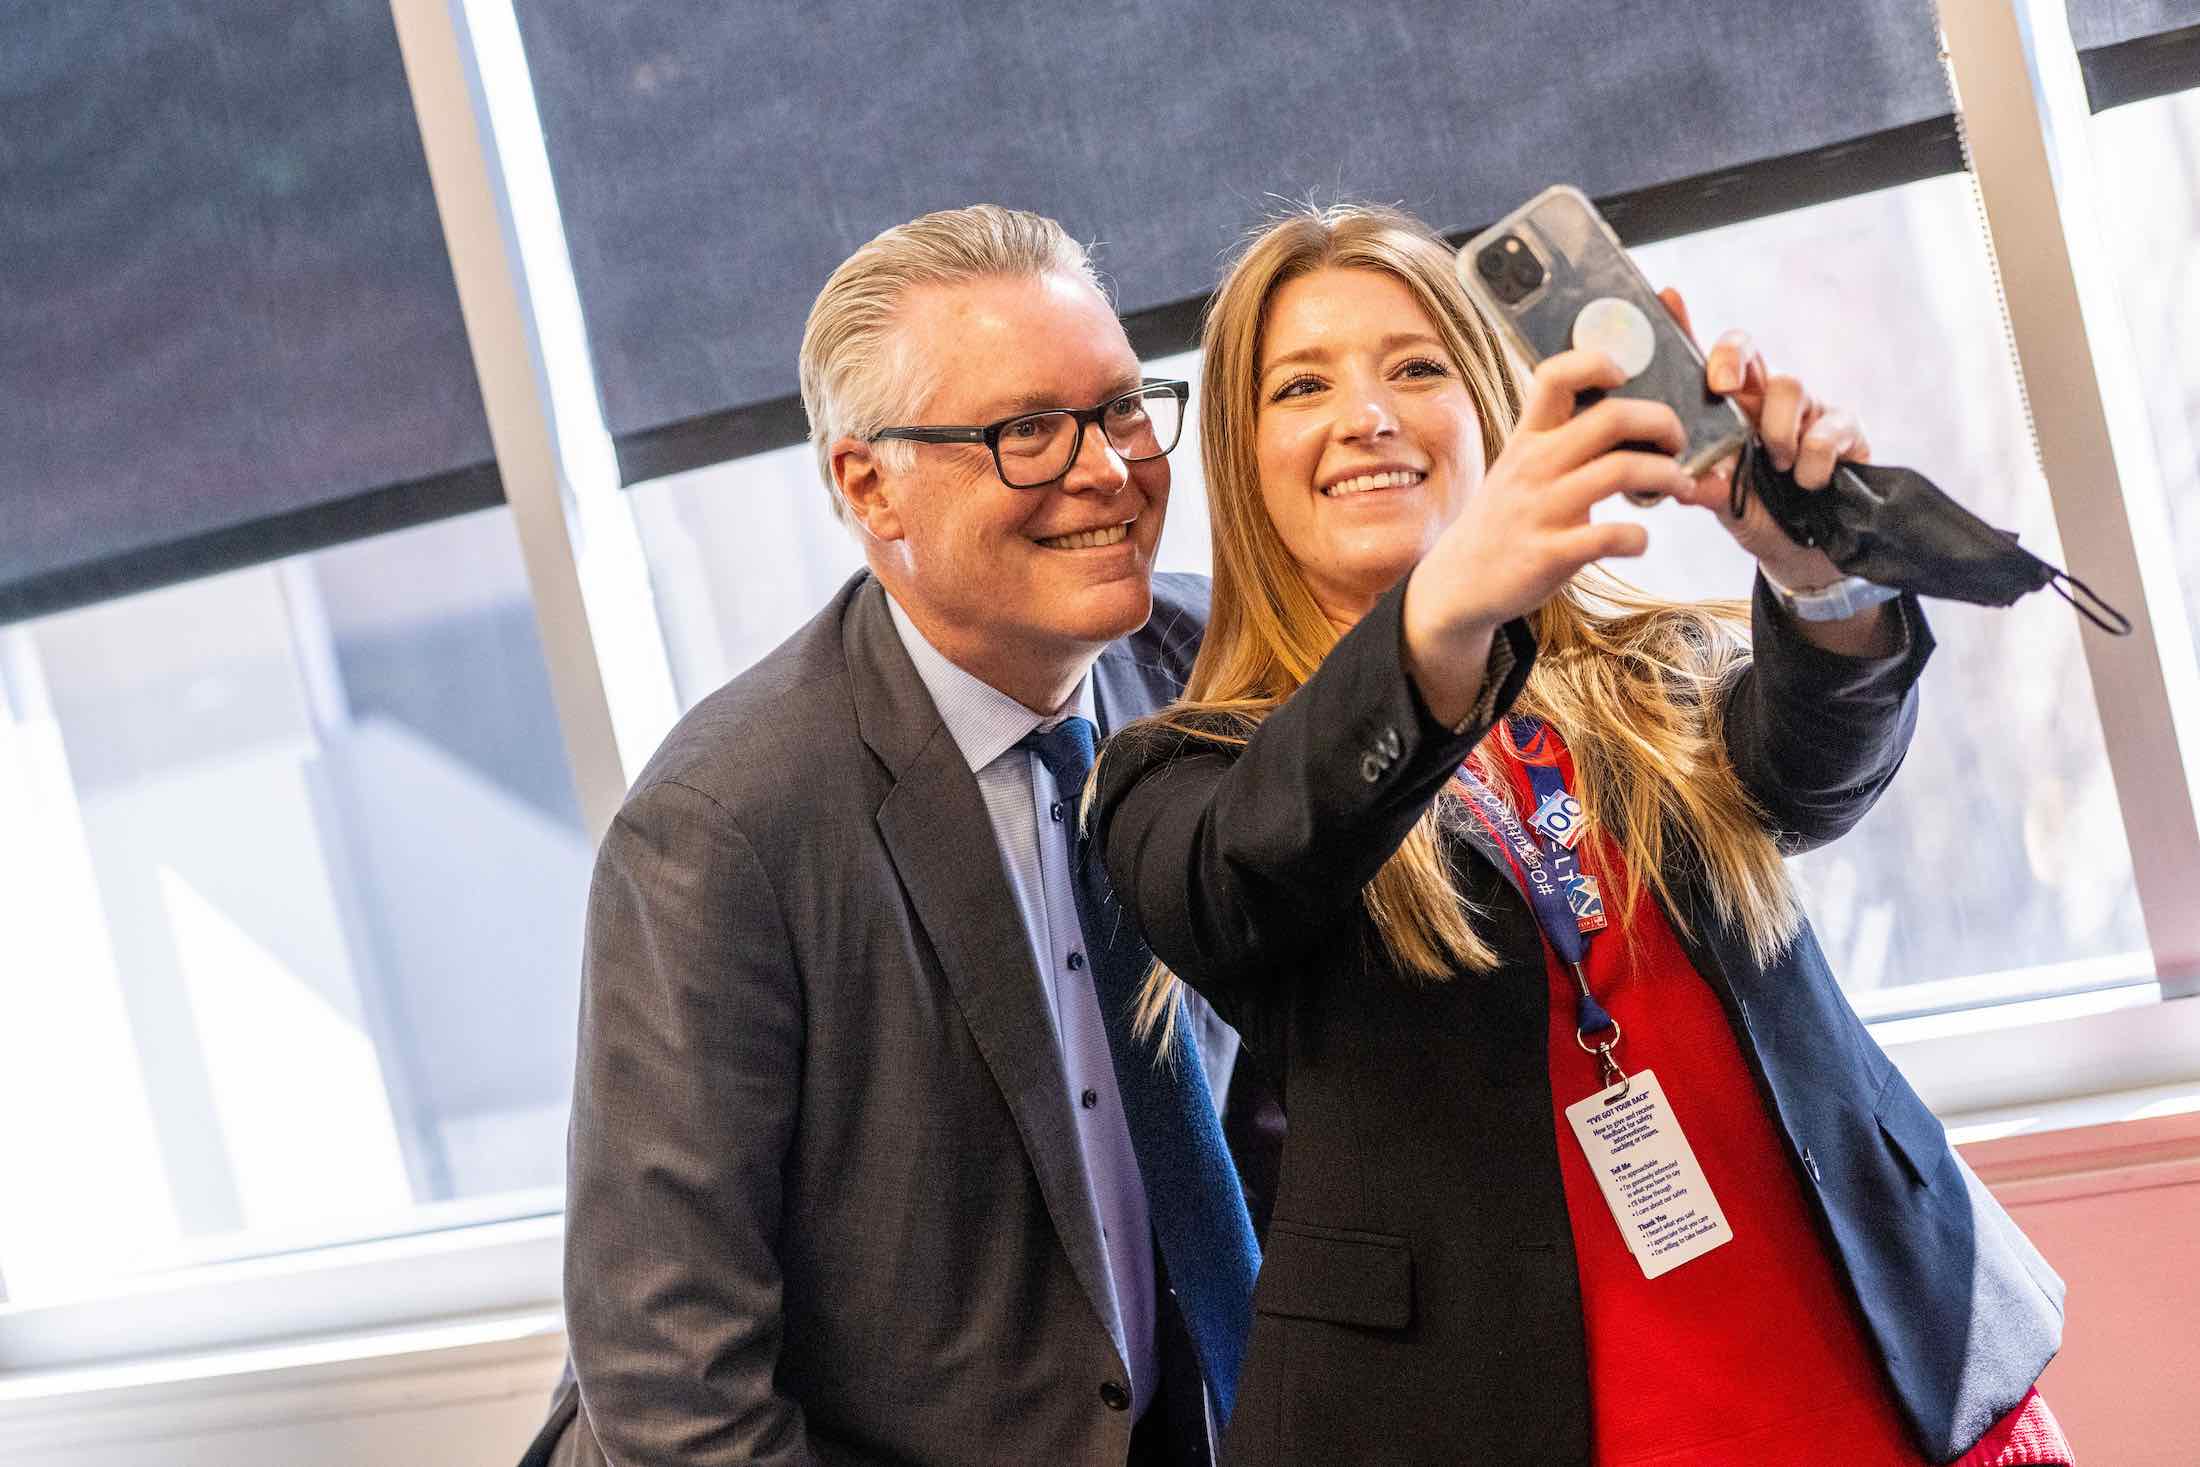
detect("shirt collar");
top-left (886, 593), bottom-right (1097, 773)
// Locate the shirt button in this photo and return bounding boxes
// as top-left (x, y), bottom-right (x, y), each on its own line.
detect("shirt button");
top-left (1067, 950), bottom-right (1085, 971)
top-left (1081, 1088), bottom-right (1099, 1110)
top-left (1100, 1381), bottom-right (1130, 1411)
top-left (1050, 800), bottom-right (1065, 823)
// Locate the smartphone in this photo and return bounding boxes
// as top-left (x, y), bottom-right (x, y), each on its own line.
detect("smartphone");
top-left (1456, 185), bottom-right (1747, 503)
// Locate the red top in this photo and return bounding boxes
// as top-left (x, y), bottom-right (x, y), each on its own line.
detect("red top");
top-left (1469, 732), bottom-right (2071, 1467)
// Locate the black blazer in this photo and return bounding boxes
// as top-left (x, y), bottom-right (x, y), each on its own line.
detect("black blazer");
top-left (1091, 577), bottom-right (2063, 1467)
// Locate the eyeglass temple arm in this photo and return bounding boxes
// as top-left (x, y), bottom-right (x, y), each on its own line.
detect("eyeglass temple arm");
top-left (870, 426), bottom-right (988, 445)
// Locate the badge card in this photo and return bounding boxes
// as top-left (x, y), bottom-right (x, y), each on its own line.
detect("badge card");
top-left (1563, 1069), bottom-right (1734, 1279)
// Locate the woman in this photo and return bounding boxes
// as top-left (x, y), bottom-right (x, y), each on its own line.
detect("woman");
top-left (1088, 205), bottom-right (2071, 1466)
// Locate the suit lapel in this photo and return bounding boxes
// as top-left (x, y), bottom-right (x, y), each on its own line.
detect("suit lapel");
top-left (1090, 635), bottom-right (1187, 739)
top-left (845, 579), bottom-right (1120, 1342)
top-left (1089, 651), bottom-right (1143, 737)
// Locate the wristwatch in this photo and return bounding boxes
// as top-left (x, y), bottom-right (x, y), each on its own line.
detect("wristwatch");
top-left (1761, 568), bottom-right (1901, 623)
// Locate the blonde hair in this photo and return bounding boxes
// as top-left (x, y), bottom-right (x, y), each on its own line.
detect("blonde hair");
top-left (1128, 203), bottom-right (1801, 1047)
top-left (797, 204), bottom-right (1105, 518)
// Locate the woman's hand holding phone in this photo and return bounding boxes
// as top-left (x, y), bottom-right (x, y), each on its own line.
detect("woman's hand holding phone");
top-left (1656, 289), bottom-right (1876, 599)
top-left (1654, 289), bottom-right (1897, 655)
top-left (1405, 288), bottom-right (1893, 723)
top-left (1401, 348), bottom-right (1690, 726)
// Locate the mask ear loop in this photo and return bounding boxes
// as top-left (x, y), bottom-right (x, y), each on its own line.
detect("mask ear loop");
top-left (2050, 571), bottom-right (2132, 636)
top-left (1728, 438), bottom-right (1756, 521)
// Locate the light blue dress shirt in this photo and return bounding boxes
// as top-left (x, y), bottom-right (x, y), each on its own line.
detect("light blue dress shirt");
top-left (886, 596), bottom-right (1159, 1417)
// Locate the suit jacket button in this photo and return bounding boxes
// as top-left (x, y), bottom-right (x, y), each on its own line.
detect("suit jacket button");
top-left (1360, 751), bottom-right (1384, 783)
top-left (1081, 1088), bottom-right (1099, 1109)
top-left (1100, 1381), bottom-right (1130, 1411)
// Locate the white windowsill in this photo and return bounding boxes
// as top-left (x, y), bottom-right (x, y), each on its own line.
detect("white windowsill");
top-left (0, 1212), bottom-right (561, 1378)
top-left (1873, 981), bottom-right (2200, 1118)
top-left (0, 1308), bottom-right (565, 1455)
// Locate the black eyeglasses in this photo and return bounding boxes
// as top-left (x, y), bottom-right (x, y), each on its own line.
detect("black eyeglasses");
top-left (869, 379), bottom-right (1189, 489)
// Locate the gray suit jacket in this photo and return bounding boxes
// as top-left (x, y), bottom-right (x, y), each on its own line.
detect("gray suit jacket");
top-left (524, 570), bottom-right (1225, 1467)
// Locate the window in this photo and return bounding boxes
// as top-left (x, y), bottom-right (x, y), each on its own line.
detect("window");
top-left (1617, 176), bottom-right (2150, 1014)
top-left (2083, 88), bottom-right (2200, 656)
top-left (0, 510), bottom-right (582, 1308)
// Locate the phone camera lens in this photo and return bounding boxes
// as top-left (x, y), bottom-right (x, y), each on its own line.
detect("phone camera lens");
top-left (1475, 236), bottom-right (1544, 305)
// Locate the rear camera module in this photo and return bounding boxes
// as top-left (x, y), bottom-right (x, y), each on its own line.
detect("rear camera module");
top-left (1477, 235), bottom-right (1546, 305)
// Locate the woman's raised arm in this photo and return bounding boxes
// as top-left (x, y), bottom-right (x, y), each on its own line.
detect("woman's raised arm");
top-left (1091, 584), bottom-right (1534, 1008)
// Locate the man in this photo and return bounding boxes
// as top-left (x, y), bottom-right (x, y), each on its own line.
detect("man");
top-left (520, 205), bottom-right (1258, 1467)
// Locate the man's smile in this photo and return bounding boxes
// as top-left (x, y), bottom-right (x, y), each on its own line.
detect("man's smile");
top-left (1034, 518), bottom-right (1135, 550)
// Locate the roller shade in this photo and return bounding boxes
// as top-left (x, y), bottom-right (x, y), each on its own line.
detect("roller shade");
top-left (0, 3), bottom-right (499, 624)
top-left (511, 0), bottom-right (1963, 485)
top-left (2068, 1), bottom-right (2200, 110)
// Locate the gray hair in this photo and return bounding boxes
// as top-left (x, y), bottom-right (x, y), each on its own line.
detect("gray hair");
top-left (797, 204), bottom-right (1105, 518)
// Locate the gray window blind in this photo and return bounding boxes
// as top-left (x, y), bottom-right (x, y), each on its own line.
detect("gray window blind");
top-left (512, 0), bottom-right (1962, 485)
top-left (2068, 0), bottom-right (2200, 110)
top-left (0, 3), bottom-right (499, 624)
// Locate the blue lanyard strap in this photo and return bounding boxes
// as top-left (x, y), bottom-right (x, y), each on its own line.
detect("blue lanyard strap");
top-left (1456, 719), bottom-right (1625, 1084)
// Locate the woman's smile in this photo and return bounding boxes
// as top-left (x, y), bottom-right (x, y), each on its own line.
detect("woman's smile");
top-left (1320, 466), bottom-right (1428, 498)
top-left (1254, 266), bottom-right (1485, 624)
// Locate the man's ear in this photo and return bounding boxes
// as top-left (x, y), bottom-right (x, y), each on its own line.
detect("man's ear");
top-left (831, 438), bottom-right (904, 542)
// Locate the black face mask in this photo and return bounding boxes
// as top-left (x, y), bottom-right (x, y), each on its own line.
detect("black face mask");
top-left (1732, 438), bottom-right (2130, 635)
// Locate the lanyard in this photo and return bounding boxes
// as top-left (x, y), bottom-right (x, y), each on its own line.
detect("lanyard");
top-left (1455, 717), bottom-right (1628, 1092)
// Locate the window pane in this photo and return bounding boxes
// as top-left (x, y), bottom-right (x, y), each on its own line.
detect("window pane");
top-left (0, 510), bottom-right (585, 1303)
top-left (2084, 89), bottom-right (2200, 673)
top-left (1619, 174), bottom-right (2147, 1008)
top-left (629, 445), bottom-right (863, 709)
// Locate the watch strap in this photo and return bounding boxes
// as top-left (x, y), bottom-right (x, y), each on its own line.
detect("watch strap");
top-left (1763, 570), bottom-right (1901, 623)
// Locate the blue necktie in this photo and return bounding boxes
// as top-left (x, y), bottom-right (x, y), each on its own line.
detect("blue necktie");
top-left (1017, 717), bottom-right (1260, 1423)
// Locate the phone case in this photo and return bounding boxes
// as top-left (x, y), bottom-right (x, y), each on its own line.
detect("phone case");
top-left (1456, 185), bottom-right (1746, 479)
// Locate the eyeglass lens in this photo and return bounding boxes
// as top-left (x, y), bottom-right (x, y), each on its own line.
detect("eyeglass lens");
top-left (996, 386), bottom-right (1183, 487)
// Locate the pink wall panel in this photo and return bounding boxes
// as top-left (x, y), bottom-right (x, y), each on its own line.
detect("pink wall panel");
top-left (1966, 1112), bottom-right (2200, 1466)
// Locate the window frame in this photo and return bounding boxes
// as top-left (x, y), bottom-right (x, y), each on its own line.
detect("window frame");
top-left (5, 0), bottom-right (2199, 1386)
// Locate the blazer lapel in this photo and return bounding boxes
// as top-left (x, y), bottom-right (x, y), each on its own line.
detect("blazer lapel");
top-left (844, 579), bottom-right (1121, 1343)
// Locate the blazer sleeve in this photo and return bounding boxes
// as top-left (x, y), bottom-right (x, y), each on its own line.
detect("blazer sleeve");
top-left (563, 779), bottom-right (820, 1467)
top-left (1721, 573), bottom-right (1936, 854)
top-left (1091, 579), bottom-right (1534, 1013)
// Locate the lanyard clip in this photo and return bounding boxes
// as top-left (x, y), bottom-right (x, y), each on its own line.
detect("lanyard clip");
top-left (1575, 1016), bottom-right (1629, 1100)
